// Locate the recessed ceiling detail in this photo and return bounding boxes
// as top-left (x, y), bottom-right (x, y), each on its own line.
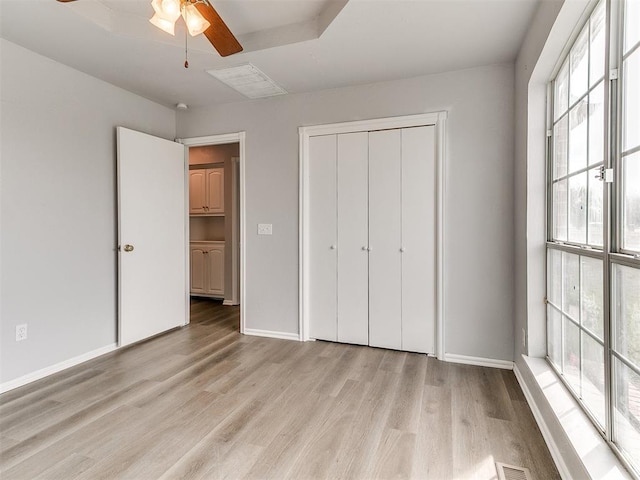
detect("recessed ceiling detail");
top-left (207, 64), bottom-right (287, 99)
top-left (56, 0), bottom-right (347, 55)
top-left (0, 0), bottom-right (540, 108)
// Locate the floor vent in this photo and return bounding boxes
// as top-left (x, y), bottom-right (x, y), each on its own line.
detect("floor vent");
top-left (495, 462), bottom-right (532, 480)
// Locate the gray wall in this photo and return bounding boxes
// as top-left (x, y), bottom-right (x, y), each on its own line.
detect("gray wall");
top-left (513, 2), bottom-right (596, 477)
top-left (514, 0), bottom-right (590, 361)
top-left (0, 39), bottom-right (176, 384)
top-left (178, 64), bottom-right (517, 361)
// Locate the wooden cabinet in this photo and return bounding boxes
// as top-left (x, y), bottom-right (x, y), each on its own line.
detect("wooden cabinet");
top-left (190, 241), bottom-right (225, 297)
top-left (189, 167), bottom-right (224, 215)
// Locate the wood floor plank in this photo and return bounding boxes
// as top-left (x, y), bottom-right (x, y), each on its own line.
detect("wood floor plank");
top-left (412, 384), bottom-right (453, 480)
top-left (384, 353), bottom-right (427, 433)
top-left (0, 299), bottom-right (560, 480)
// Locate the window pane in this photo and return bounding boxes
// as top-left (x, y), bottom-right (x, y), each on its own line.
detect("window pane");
top-left (623, 50), bottom-right (640, 152)
top-left (548, 249), bottom-right (563, 306)
top-left (622, 49), bottom-right (640, 151)
top-left (590, 2), bottom-right (606, 86)
top-left (570, 26), bottom-right (589, 103)
top-left (613, 358), bottom-right (640, 473)
top-left (582, 333), bottom-right (605, 426)
top-left (553, 179), bottom-right (568, 241)
top-left (564, 317), bottom-right (582, 393)
top-left (588, 82), bottom-right (605, 166)
top-left (548, 306), bottom-right (563, 368)
top-left (588, 168), bottom-right (604, 247)
top-left (613, 265), bottom-right (640, 367)
top-left (554, 115), bottom-right (568, 179)
top-left (625, 0), bottom-right (640, 54)
top-left (623, 152), bottom-right (640, 252)
top-left (569, 173), bottom-right (587, 244)
top-left (563, 251), bottom-right (580, 320)
top-left (582, 257), bottom-right (604, 339)
top-left (555, 62), bottom-right (570, 120)
top-left (569, 100), bottom-right (588, 173)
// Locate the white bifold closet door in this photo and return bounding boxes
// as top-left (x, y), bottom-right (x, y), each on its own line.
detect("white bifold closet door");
top-left (308, 125), bottom-right (436, 354)
top-left (308, 135), bottom-right (338, 342)
top-left (336, 133), bottom-right (369, 345)
top-left (401, 126), bottom-right (436, 354)
top-left (368, 130), bottom-right (403, 350)
top-left (308, 133), bottom-right (369, 344)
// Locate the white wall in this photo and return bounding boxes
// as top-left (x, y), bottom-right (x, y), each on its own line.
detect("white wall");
top-left (178, 64), bottom-right (516, 361)
top-left (0, 39), bottom-right (176, 384)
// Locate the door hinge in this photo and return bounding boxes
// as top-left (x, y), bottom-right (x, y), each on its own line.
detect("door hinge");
top-left (546, 130), bottom-right (552, 138)
top-left (595, 166), bottom-right (614, 183)
top-left (610, 69), bottom-right (619, 80)
top-left (544, 296), bottom-right (548, 305)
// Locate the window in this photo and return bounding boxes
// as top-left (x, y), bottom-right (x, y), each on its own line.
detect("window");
top-left (547, 0), bottom-right (640, 475)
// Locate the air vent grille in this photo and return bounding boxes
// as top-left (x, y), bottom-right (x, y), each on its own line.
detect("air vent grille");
top-left (206, 64), bottom-right (287, 99)
top-left (495, 462), bottom-right (532, 480)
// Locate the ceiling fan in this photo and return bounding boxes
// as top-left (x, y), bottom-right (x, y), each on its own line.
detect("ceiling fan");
top-left (56, 0), bottom-right (243, 57)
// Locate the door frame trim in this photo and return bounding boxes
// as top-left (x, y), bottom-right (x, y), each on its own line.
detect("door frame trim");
top-left (298, 112), bottom-right (447, 358)
top-left (177, 132), bottom-right (247, 334)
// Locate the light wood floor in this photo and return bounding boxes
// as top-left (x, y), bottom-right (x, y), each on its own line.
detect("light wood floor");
top-left (0, 299), bottom-right (559, 480)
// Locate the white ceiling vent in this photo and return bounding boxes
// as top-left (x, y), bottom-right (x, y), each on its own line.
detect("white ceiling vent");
top-left (206, 64), bottom-right (287, 99)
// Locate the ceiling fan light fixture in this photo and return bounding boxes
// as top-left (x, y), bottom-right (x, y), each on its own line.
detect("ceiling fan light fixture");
top-left (182, 3), bottom-right (211, 36)
top-left (161, 0), bottom-right (181, 18)
top-left (149, 13), bottom-right (176, 35)
top-left (150, 0), bottom-right (180, 22)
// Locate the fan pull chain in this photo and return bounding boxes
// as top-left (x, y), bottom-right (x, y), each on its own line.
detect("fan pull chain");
top-left (184, 26), bottom-right (189, 68)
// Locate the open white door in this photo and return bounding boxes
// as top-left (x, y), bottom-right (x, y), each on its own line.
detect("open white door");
top-left (117, 127), bottom-right (187, 347)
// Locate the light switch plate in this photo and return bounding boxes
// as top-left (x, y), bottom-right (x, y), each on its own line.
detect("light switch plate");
top-left (257, 223), bottom-right (273, 235)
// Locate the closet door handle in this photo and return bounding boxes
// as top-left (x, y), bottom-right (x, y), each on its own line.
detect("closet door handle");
top-left (330, 245), bottom-right (336, 250)
top-left (362, 246), bottom-right (368, 251)
top-left (400, 247), bottom-right (405, 253)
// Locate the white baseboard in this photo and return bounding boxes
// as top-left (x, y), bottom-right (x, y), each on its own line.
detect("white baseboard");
top-left (443, 353), bottom-right (514, 370)
top-left (0, 343), bottom-right (118, 394)
top-left (513, 363), bottom-right (571, 479)
top-left (243, 328), bottom-right (300, 341)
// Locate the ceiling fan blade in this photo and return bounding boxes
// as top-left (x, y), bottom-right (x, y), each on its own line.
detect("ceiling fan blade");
top-left (195, 1), bottom-right (243, 57)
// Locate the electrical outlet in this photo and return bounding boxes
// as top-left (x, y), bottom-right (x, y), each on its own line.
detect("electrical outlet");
top-left (16, 324), bottom-right (28, 342)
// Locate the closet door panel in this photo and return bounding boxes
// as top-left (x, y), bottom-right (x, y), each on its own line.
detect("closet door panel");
top-left (337, 132), bottom-right (369, 345)
top-left (368, 129), bottom-right (402, 350)
top-left (309, 135), bottom-right (338, 341)
top-left (402, 126), bottom-right (436, 353)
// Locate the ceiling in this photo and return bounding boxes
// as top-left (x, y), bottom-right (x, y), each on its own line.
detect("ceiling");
top-left (0, 0), bottom-right (540, 109)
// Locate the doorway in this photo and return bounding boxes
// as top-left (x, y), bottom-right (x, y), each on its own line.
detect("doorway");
top-left (179, 132), bottom-right (246, 333)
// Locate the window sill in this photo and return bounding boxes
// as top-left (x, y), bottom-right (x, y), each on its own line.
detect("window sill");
top-left (514, 355), bottom-right (634, 479)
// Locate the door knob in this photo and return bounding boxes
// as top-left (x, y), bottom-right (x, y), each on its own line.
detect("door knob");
top-left (123, 244), bottom-right (134, 252)
top-left (400, 247), bottom-right (405, 253)
top-left (330, 245), bottom-right (336, 250)
top-left (362, 246), bottom-right (368, 251)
